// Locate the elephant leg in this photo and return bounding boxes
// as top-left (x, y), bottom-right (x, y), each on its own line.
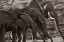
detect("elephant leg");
top-left (22, 29), bottom-right (26, 42)
top-left (42, 23), bottom-right (53, 42)
top-left (17, 28), bottom-right (22, 42)
top-left (32, 29), bottom-right (37, 40)
top-left (0, 24), bottom-right (5, 42)
top-left (37, 19), bottom-right (53, 42)
top-left (43, 31), bottom-right (53, 42)
top-left (30, 22), bottom-right (46, 42)
top-left (32, 23), bottom-right (37, 40)
top-left (41, 14), bottom-right (53, 42)
top-left (17, 28), bottom-right (26, 42)
top-left (12, 24), bottom-right (17, 42)
top-left (43, 22), bottom-right (53, 42)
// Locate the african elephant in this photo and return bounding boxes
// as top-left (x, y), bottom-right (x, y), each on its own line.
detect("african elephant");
top-left (0, 3), bottom-right (36, 42)
top-left (0, 10), bottom-right (17, 42)
top-left (32, 0), bottom-right (64, 40)
top-left (25, 0), bottom-right (64, 41)
top-left (40, 1), bottom-right (64, 40)
top-left (0, 7), bottom-right (24, 42)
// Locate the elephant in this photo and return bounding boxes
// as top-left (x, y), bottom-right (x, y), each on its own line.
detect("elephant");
top-left (2, 9), bottom-right (28, 42)
top-left (13, 13), bottom-right (47, 42)
top-left (40, 1), bottom-right (64, 40)
top-left (24, 0), bottom-right (64, 41)
top-left (0, 10), bottom-right (17, 42)
top-left (31, 0), bottom-right (64, 41)
top-left (0, 7), bottom-right (24, 42)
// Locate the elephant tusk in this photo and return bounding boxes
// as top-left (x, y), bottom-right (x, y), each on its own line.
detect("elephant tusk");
top-left (48, 12), bottom-right (55, 20)
top-left (44, 4), bottom-right (47, 9)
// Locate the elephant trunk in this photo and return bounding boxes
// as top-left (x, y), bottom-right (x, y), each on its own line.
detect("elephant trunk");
top-left (52, 10), bottom-right (59, 28)
top-left (52, 10), bottom-right (64, 39)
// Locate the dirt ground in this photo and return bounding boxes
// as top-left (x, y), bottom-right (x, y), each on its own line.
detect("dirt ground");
top-left (5, 37), bottom-right (63, 42)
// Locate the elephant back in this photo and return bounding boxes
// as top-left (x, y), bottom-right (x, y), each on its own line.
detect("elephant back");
top-left (0, 10), bottom-right (13, 24)
top-left (20, 14), bottom-right (34, 24)
top-left (6, 9), bottom-right (18, 20)
top-left (15, 19), bottom-right (26, 28)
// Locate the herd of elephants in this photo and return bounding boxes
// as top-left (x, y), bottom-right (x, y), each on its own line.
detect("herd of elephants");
top-left (0, 0), bottom-right (64, 42)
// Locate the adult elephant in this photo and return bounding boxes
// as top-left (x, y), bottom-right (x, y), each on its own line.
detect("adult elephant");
top-left (38, 1), bottom-right (64, 40)
top-left (0, 10), bottom-right (17, 42)
top-left (14, 13), bottom-right (47, 42)
top-left (25, 0), bottom-right (64, 41)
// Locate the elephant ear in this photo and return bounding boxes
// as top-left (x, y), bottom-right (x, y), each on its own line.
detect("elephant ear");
top-left (0, 10), bottom-right (13, 24)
